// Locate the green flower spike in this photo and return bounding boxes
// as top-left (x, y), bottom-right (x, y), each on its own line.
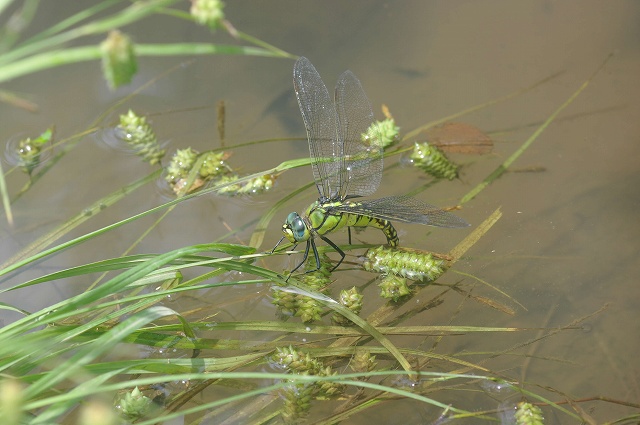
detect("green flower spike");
top-left (363, 246), bottom-right (445, 282)
top-left (410, 141), bottom-right (459, 180)
top-left (190, 0), bottom-right (225, 30)
top-left (350, 349), bottom-right (377, 373)
top-left (514, 401), bottom-right (544, 425)
top-left (115, 387), bottom-right (151, 421)
top-left (101, 30), bottom-right (137, 89)
top-left (378, 275), bottom-right (411, 301)
top-left (362, 118), bottom-right (400, 150)
top-left (281, 383), bottom-right (313, 423)
top-left (332, 286), bottom-right (363, 326)
top-left (217, 173), bottom-right (277, 196)
top-left (117, 110), bottom-right (165, 165)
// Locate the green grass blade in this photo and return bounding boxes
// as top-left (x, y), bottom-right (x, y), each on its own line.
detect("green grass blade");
top-left (461, 54), bottom-right (613, 204)
top-left (402, 70), bottom-right (565, 141)
top-left (0, 159), bottom-right (13, 225)
top-left (135, 42), bottom-right (290, 57)
top-left (448, 207), bottom-right (502, 264)
top-left (0, 0), bottom-right (39, 52)
top-left (0, 0), bottom-right (176, 67)
top-left (0, 184), bottom-right (201, 279)
top-left (88, 354), bottom-right (269, 375)
top-left (1, 169), bottom-right (161, 270)
top-left (0, 0), bottom-right (15, 16)
top-left (29, 368), bottom-right (127, 424)
top-left (0, 244), bottom-right (240, 339)
top-left (23, 306), bottom-right (181, 399)
top-left (0, 43), bottom-right (292, 84)
top-left (23, 0), bottom-right (121, 43)
top-left (280, 280), bottom-right (415, 375)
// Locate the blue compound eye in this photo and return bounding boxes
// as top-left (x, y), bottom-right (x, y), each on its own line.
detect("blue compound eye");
top-left (286, 212), bottom-right (307, 240)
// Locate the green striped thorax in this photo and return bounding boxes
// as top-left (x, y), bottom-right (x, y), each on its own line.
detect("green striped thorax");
top-left (283, 201), bottom-right (344, 243)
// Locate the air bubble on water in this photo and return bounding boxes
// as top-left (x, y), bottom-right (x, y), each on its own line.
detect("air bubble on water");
top-left (399, 153), bottom-right (415, 168)
top-left (95, 125), bottom-right (132, 152)
top-left (155, 169), bottom-right (178, 200)
top-left (4, 132), bottom-right (53, 169)
top-left (497, 400), bottom-right (517, 425)
top-left (4, 134), bottom-right (27, 166)
top-left (480, 379), bottom-right (516, 395)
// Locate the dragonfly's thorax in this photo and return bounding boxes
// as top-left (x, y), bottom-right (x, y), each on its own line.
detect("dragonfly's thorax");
top-left (304, 200), bottom-right (351, 237)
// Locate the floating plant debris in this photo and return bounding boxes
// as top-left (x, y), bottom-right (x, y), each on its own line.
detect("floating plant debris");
top-left (423, 122), bottom-right (493, 155)
top-left (216, 173), bottom-right (278, 196)
top-left (164, 148), bottom-right (232, 195)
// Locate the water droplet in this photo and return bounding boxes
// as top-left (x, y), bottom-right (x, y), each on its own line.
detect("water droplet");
top-left (480, 379), bottom-right (516, 395)
top-left (399, 153), bottom-right (415, 168)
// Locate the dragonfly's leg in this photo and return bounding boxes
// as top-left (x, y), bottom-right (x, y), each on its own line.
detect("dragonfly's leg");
top-left (290, 240), bottom-right (310, 275)
top-left (271, 236), bottom-right (286, 253)
top-left (347, 227), bottom-right (352, 245)
top-left (308, 238), bottom-right (322, 273)
top-left (318, 234), bottom-right (345, 272)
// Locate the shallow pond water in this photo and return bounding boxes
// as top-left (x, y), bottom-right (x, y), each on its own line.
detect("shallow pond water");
top-left (1, 1), bottom-right (638, 423)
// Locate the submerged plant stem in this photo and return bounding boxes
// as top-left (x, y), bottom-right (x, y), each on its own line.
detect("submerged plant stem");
top-left (461, 54), bottom-right (613, 204)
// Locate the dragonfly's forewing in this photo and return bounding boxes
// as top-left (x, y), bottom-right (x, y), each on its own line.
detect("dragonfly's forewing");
top-left (332, 195), bottom-right (470, 228)
top-left (293, 57), bottom-right (342, 200)
top-left (335, 70), bottom-right (382, 199)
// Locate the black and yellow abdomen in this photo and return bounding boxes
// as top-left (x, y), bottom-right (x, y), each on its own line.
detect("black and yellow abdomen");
top-left (305, 200), bottom-right (399, 247)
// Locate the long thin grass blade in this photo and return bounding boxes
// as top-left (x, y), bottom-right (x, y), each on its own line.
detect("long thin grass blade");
top-left (461, 54), bottom-right (613, 204)
top-left (1, 169), bottom-right (160, 270)
top-left (0, 160), bottom-right (13, 225)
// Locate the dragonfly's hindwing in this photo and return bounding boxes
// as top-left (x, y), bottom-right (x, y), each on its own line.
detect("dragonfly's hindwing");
top-left (335, 70), bottom-right (382, 199)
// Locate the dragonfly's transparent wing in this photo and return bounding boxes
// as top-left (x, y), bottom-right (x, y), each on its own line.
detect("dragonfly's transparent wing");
top-left (332, 195), bottom-right (470, 228)
top-left (335, 69), bottom-right (382, 199)
top-left (293, 57), bottom-right (342, 200)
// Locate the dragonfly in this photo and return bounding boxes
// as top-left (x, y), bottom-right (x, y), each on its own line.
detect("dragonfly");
top-left (273, 57), bottom-right (469, 276)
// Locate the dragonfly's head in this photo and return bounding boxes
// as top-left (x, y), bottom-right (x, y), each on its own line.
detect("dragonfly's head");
top-left (283, 212), bottom-right (310, 243)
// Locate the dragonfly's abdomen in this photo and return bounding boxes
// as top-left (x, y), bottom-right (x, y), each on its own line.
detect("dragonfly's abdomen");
top-left (347, 214), bottom-right (399, 247)
top-left (307, 202), bottom-right (399, 247)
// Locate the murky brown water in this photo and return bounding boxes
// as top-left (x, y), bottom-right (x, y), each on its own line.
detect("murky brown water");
top-left (1, 1), bottom-right (638, 423)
